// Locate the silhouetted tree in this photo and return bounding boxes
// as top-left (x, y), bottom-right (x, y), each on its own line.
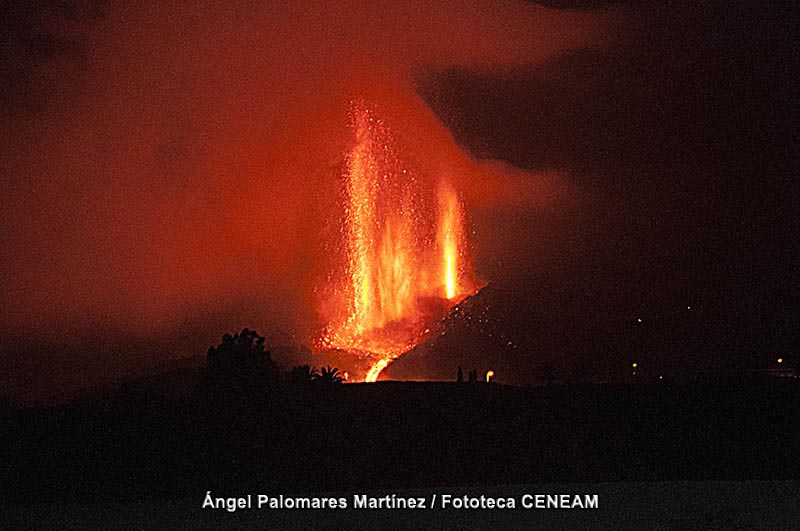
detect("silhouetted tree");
top-left (316, 365), bottom-right (343, 384)
top-left (207, 328), bottom-right (276, 376)
top-left (197, 328), bottom-right (282, 408)
top-left (457, 365), bottom-right (463, 383)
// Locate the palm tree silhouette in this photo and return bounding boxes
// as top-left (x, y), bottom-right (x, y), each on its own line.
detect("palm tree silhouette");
top-left (316, 365), bottom-right (344, 384)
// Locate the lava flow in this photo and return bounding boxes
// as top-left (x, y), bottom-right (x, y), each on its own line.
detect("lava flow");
top-left (320, 101), bottom-right (478, 381)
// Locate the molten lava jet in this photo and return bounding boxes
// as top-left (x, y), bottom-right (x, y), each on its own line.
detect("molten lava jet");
top-left (320, 101), bottom-right (479, 381)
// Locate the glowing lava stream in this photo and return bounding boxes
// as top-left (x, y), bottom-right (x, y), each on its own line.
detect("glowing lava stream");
top-left (321, 101), bottom-right (477, 382)
top-left (438, 180), bottom-right (462, 301)
top-left (364, 359), bottom-right (391, 383)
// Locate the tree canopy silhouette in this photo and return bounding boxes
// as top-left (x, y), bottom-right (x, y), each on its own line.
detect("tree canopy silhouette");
top-left (206, 328), bottom-right (277, 377)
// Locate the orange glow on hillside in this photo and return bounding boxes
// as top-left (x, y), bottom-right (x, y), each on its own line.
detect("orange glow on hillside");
top-left (319, 101), bottom-right (478, 381)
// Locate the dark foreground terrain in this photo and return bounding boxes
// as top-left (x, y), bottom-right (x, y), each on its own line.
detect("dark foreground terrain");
top-left (2, 373), bottom-right (798, 508)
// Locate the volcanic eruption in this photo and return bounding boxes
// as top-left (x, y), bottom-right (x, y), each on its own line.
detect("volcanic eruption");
top-left (319, 100), bottom-right (481, 381)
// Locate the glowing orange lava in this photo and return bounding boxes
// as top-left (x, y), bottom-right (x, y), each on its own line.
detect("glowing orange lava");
top-left (320, 101), bottom-right (477, 381)
top-left (438, 180), bottom-right (463, 301)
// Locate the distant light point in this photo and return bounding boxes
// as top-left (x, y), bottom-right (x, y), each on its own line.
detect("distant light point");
top-left (637, 318), bottom-right (642, 323)
top-left (777, 358), bottom-right (783, 364)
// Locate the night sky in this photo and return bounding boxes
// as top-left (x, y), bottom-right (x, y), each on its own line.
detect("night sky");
top-left (1, 0), bottom-right (796, 397)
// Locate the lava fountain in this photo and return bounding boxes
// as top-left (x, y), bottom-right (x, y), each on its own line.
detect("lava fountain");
top-left (320, 100), bottom-right (479, 381)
